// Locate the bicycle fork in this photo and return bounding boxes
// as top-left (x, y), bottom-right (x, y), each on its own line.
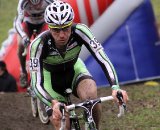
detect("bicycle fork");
top-left (83, 108), bottom-right (97, 130)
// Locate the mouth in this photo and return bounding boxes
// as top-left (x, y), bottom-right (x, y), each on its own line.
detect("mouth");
top-left (59, 39), bottom-right (67, 43)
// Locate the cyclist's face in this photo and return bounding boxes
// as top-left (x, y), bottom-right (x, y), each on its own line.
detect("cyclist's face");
top-left (50, 26), bottom-right (72, 48)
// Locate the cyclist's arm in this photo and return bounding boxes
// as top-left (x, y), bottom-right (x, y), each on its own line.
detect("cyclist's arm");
top-left (75, 24), bottom-right (120, 89)
top-left (75, 24), bottom-right (129, 104)
top-left (15, 0), bottom-right (27, 38)
top-left (29, 35), bottom-right (52, 107)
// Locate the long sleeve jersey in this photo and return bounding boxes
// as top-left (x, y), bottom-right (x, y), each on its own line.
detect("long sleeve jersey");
top-left (30, 23), bottom-right (119, 105)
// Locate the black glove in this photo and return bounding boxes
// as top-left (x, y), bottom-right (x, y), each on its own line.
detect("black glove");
top-left (22, 36), bottom-right (30, 47)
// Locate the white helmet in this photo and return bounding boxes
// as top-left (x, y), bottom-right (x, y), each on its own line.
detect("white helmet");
top-left (44, 0), bottom-right (74, 27)
top-left (30, 0), bottom-right (41, 5)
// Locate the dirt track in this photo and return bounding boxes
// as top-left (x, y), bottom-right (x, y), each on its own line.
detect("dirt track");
top-left (0, 92), bottom-right (53, 130)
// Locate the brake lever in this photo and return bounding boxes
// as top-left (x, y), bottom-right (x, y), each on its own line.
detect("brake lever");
top-left (116, 91), bottom-right (127, 110)
top-left (59, 103), bottom-right (66, 130)
top-left (59, 103), bottom-right (65, 116)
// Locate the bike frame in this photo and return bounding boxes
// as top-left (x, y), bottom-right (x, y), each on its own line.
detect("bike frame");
top-left (60, 89), bottom-right (126, 130)
top-left (68, 96), bottom-right (114, 130)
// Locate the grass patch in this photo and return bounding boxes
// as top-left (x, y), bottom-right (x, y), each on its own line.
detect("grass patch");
top-left (151, 0), bottom-right (160, 24)
top-left (99, 83), bottom-right (160, 130)
top-left (70, 82), bottom-right (160, 130)
top-left (0, 0), bottom-right (18, 46)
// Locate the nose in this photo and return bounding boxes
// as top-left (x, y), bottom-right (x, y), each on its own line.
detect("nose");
top-left (59, 30), bottom-right (65, 38)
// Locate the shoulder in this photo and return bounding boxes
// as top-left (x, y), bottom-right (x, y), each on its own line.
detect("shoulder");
top-left (31, 30), bottom-right (51, 46)
top-left (6, 73), bottom-right (16, 82)
top-left (73, 23), bottom-right (93, 38)
top-left (74, 23), bottom-right (90, 31)
top-left (38, 30), bottom-right (51, 40)
top-left (18, 0), bottom-right (28, 10)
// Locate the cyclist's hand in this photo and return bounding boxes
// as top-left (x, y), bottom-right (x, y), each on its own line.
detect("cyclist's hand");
top-left (51, 100), bottom-right (62, 120)
top-left (112, 89), bottom-right (128, 105)
top-left (22, 36), bottom-right (30, 47)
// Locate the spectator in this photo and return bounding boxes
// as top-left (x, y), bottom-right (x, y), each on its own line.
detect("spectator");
top-left (0, 61), bottom-right (17, 92)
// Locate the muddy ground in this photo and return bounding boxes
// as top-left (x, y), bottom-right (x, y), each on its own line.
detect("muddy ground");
top-left (0, 92), bottom-right (53, 130)
top-left (0, 87), bottom-right (113, 130)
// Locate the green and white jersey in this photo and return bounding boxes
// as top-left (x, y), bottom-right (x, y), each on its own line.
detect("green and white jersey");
top-left (29, 23), bottom-right (119, 106)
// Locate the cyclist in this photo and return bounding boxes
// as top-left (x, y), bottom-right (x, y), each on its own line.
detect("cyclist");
top-left (15, 0), bottom-right (54, 88)
top-left (29, 1), bottom-right (129, 129)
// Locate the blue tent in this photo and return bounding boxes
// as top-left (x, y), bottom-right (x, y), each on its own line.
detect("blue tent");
top-left (85, 0), bottom-right (160, 86)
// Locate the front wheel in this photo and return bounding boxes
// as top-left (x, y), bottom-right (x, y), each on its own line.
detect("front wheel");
top-left (31, 96), bottom-right (38, 117)
top-left (37, 98), bottom-right (50, 124)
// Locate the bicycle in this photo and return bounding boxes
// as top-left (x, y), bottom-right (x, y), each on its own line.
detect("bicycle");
top-left (59, 88), bottom-right (126, 130)
top-left (24, 29), bottom-right (50, 124)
